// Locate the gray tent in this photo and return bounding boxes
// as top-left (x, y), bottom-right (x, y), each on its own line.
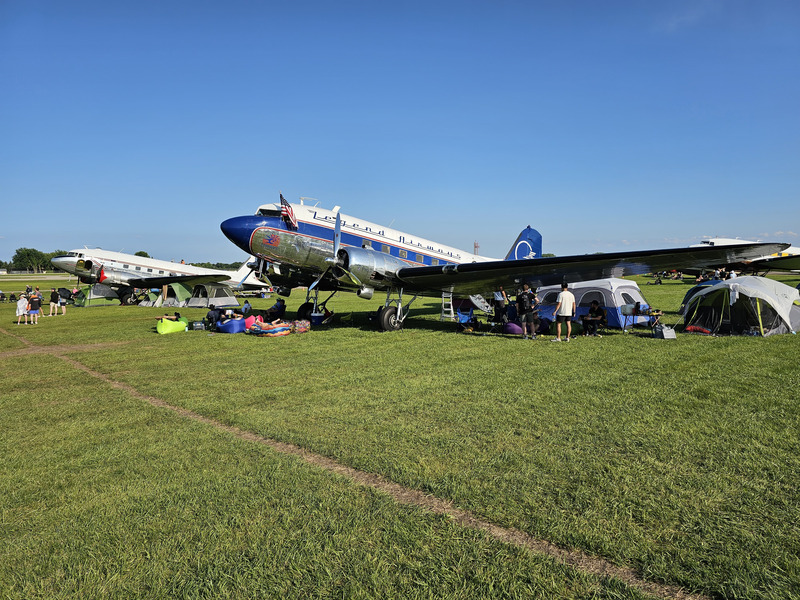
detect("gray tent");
top-left (185, 283), bottom-right (240, 308)
top-left (682, 276), bottom-right (800, 336)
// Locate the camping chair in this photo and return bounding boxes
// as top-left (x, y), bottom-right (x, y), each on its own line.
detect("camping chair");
top-left (456, 307), bottom-right (478, 332)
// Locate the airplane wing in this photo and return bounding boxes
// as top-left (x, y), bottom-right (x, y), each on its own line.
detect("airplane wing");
top-left (742, 254), bottom-right (800, 272)
top-left (393, 242), bottom-right (790, 296)
top-left (124, 274), bottom-right (229, 288)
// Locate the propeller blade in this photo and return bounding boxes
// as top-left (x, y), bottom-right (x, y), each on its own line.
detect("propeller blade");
top-left (308, 269), bottom-right (327, 291)
top-left (333, 212), bottom-right (341, 258)
top-left (237, 269), bottom-right (253, 289)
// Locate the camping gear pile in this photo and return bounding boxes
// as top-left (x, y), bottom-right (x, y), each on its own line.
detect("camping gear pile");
top-left (682, 276), bottom-right (800, 337)
top-left (156, 313), bottom-right (312, 336)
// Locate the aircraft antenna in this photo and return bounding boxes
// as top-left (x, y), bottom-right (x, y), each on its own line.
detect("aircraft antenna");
top-left (299, 197), bottom-right (319, 206)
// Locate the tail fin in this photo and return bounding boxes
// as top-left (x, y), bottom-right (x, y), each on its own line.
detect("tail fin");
top-left (504, 226), bottom-right (543, 261)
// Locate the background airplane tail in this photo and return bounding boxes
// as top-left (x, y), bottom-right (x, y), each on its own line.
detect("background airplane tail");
top-left (231, 257), bottom-right (260, 288)
top-left (504, 226), bottom-right (543, 261)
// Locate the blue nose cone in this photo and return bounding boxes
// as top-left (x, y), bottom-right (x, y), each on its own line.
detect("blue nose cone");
top-left (220, 216), bottom-right (262, 254)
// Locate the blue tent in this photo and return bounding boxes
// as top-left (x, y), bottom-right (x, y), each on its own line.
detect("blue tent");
top-left (533, 278), bottom-right (652, 329)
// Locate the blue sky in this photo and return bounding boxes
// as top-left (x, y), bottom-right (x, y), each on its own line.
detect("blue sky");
top-left (2, 0), bottom-right (798, 263)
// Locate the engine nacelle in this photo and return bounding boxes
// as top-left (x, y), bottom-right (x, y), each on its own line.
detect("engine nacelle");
top-left (76, 259), bottom-right (106, 284)
top-left (336, 247), bottom-right (408, 289)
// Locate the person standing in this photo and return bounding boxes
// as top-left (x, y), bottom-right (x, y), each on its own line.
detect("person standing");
top-left (27, 292), bottom-right (42, 325)
top-left (552, 282), bottom-right (576, 342)
top-left (48, 288), bottom-right (59, 316)
top-left (493, 285), bottom-right (508, 323)
top-left (516, 284), bottom-right (539, 340)
top-left (16, 294), bottom-right (29, 325)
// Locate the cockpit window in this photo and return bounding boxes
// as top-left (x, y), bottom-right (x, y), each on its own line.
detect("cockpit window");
top-left (256, 207), bottom-right (282, 217)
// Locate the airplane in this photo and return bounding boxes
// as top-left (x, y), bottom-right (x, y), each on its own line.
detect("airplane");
top-left (219, 195), bottom-right (790, 330)
top-left (690, 237), bottom-right (800, 273)
top-left (51, 248), bottom-right (264, 304)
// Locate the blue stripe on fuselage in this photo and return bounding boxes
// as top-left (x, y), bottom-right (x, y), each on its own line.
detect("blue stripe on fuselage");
top-left (221, 215), bottom-right (457, 267)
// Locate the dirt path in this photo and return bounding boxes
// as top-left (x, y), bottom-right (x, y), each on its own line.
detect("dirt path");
top-left (0, 328), bottom-right (708, 600)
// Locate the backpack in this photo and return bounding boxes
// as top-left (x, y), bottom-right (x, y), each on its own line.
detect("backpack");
top-left (519, 292), bottom-right (532, 312)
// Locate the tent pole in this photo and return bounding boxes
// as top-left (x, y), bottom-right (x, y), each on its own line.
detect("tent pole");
top-left (756, 297), bottom-right (765, 336)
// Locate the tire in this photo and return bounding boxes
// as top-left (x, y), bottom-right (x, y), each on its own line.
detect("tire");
top-left (379, 305), bottom-right (402, 331)
top-left (296, 302), bottom-right (314, 321)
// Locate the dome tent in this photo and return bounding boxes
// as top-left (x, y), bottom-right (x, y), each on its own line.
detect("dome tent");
top-left (534, 278), bottom-right (652, 329)
top-left (682, 276), bottom-right (800, 336)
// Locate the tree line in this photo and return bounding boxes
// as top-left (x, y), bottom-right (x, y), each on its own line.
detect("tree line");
top-left (1, 248), bottom-right (241, 272)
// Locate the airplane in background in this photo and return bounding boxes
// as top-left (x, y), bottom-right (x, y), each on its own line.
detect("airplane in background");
top-left (51, 248), bottom-right (264, 304)
top-left (220, 194), bottom-right (789, 330)
top-left (691, 237), bottom-right (800, 273)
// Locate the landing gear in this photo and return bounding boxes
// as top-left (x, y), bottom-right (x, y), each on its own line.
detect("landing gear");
top-left (298, 288), bottom-right (337, 321)
top-left (377, 288), bottom-right (418, 331)
top-left (118, 287), bottom-right (137, 305)
top-left (379, 305), bottom-right (402, 331)
top-left (297, 302), bottom-right (314, 321)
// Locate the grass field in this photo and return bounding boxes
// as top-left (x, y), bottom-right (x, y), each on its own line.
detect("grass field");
top-left (1, 274), bottom-right (799, 599)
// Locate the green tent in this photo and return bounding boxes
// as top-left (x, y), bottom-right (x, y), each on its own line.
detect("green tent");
top-left (72, 284), bottom-right (120, 307)
top-left (683, 276), bottom-right (800, 336)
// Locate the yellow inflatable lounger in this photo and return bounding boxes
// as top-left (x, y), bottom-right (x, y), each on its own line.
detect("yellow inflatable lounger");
top-left (157, 318), bottom-right (187, 334)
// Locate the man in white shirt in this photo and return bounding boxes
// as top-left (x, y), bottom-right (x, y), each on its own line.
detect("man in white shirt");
top-left (552, 282), bottom-right (576, 342)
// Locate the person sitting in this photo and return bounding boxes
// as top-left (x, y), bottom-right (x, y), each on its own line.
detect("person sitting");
top-left (581, 300), bottom-right (606, 337)
top-left (205, 304), bottom-right (221, 329)
top-left (264, 298), bottom-right (287, 320)
top-left (242, 299), bottom-right (252, 314)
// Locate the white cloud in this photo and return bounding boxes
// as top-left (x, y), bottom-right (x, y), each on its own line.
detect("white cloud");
top-left (759, 231), bottom-right (797, 239)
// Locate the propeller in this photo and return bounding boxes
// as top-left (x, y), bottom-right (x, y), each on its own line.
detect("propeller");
top-left (332, 212), bottom-right (341, 260)
top-left (309, 212), bottom-right (362, 291)
top-left (237, 257), bottom-right (272, 289)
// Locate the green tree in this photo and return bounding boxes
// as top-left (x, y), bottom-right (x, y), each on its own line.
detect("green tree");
top-left (11, 248), bottom-right (49, 272)
top-left (135, 251), bottom-right (150, 258)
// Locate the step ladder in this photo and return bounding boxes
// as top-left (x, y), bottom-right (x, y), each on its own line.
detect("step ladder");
top-left (441, 292), bottom-right (454, 321)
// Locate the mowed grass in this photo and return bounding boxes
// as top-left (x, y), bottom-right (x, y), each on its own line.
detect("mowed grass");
top-left (2, 274), bottom-right (799, 599)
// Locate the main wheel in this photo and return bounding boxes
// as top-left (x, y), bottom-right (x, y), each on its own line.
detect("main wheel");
top-left (119, 288), bottom-right (136, 305)
top-left (379, 305), bottom-right (402, 331)
top-left (297, 302), bottom-right (314, 321)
